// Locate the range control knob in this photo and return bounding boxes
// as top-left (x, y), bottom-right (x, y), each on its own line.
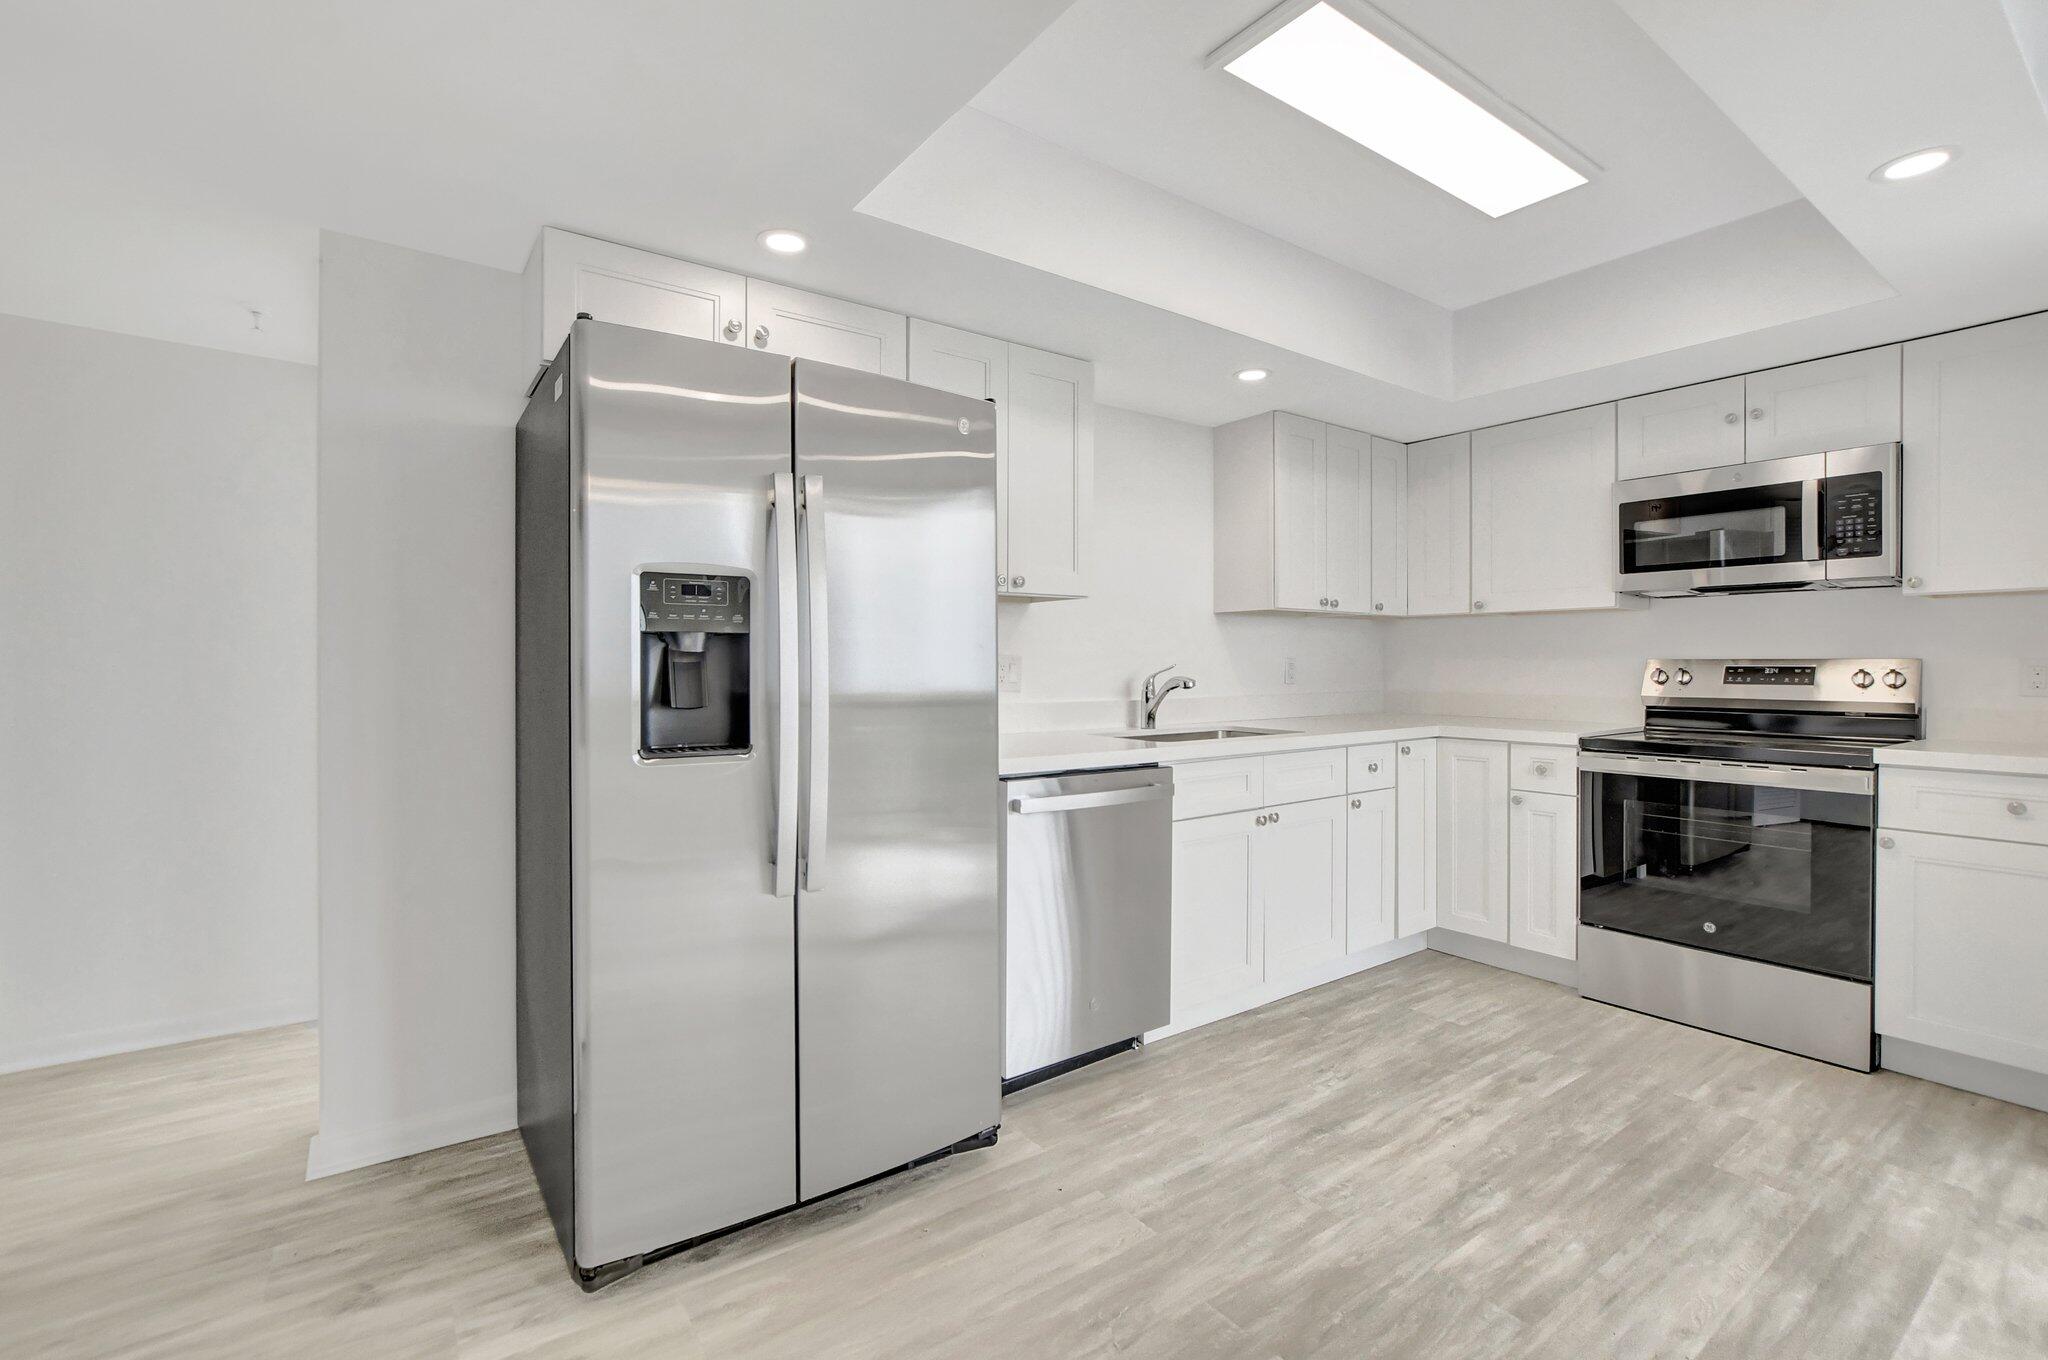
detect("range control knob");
top-left (1675, 668), bottom-right (1693, 685)
top-left (1852, 669), bottom-right (1875, 689)
top-left (1883, 668), bottom-right (1909, 690)
top-left (1650, 667), bottom-right (1671, 685)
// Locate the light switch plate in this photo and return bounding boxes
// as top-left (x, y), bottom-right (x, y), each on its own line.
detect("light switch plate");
top-left (998, 654), bottom-right (1022, 694)
top-left (1283, 657), bottom-right (1298, 686)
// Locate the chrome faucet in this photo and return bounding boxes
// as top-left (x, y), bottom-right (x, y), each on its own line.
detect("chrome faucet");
top-left (1142, 664), bottom-right (1196, 729)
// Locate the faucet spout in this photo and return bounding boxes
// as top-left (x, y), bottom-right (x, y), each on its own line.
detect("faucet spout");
top-left (1142, 666), bottom-right (1196, 729)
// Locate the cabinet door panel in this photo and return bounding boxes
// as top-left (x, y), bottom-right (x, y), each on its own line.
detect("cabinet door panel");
top-left (1006, 344), bottom-right (1092, 598)
top-left (1508, 791), bottom-right (1577, 959)
top-left (1437, 740), bottom-right (1509, 942)
top-left (1324, 424), bottom-right (1369, 615)
top-left (1263, 748), bottom-right (1346, 806)
top-left (909, 320), bottom-right (1009, 583)
top-left (1876, 829), bottom-right (2048, 1074)
top-left (1470, 405), bottom-right (1618, 615)
top-left (1745, 346), bottom-right (1899, 462)
top-left (745, 279), bottom-right (906, 376)
top-left (1396, 740), bottom-right (1439, 935)
top-left (1173, 757), bottom-right (1266, 821)
top-left (1347, 789), bottom-right (1398, 953)
top-left (1616, 376), bottom-right (1744, 480)
top-left (1369, 437), bottom-right (1407, 616)
top-left (1405, 434), bottom-right (1471, 616)
top-left (1260, 797), bottom-right (1347, 979)
top-left (1272, 414), bottom-right (1327, 610)
top-left (1903, 314), bottom-right (2048, 595)
top-left (537, 229), bottom-right (746, 364)
top-left (1172, 812), bottom-right (1264, 1011)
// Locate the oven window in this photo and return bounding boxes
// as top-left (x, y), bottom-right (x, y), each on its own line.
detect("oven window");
top-left (1619, 480), bottom-right (1805, 575)
top-left (1578, 769), bottom-right (1872, 981)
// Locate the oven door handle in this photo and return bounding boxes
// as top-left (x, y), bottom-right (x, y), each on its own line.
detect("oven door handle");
top-left (1577, 751), bottom-right (1873, 796)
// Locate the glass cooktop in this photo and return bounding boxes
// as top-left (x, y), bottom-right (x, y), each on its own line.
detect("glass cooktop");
top-left (1580, 726), bottom-right (1910, 770)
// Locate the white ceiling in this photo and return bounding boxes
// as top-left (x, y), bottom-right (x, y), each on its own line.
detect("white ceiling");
top-left (4, 0), bottom-right (2048, 440)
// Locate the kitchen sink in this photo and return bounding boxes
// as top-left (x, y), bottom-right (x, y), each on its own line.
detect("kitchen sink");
top-left (1104, 727), bottom-right (1293, 743)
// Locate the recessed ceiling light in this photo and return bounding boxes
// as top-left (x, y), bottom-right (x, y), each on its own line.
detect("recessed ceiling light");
top-left (758, 228), bottom-right (808, 254)
top-left (1213, 1), bottom-right (1589, 218)
top-left (1236, 367), bottom-right (1270, 383)
top-left (1872, 147), bottom-right (1955, 182)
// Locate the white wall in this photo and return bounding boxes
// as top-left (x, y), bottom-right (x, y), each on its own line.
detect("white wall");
top-left (1384, 588), bottom-right (2048, 742)
top-left (0, 312), bottom-right (316, 1073)
top-left (309, 232), bottom-right (527, 1177)
top-left (998, 405), bottom-right (1386, 730)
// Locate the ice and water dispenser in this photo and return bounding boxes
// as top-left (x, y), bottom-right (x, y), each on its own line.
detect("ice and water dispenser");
top-left (638, 571), bottom-right (751, 757)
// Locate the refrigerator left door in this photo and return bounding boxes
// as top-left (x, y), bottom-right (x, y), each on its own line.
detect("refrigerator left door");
top-left (571, 321), bottom-right (798, 1270)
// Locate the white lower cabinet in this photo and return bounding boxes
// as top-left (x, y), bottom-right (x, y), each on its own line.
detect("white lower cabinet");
top-left (1261, 798), bottom-right (1349, 977)
top-left (1171, 810), bottom-right (1264, 1011)
top-left (1347, 788), bottom-right (1398, 952)
top-left (1877, 827), bottom-right (2048, 1075)
top-left (1396, 740), bottom-right (1439, 935)
top-left (1437, 740), bottom-right (1510, 942)
top-left (1507, 791), bottom-right (1577, 959)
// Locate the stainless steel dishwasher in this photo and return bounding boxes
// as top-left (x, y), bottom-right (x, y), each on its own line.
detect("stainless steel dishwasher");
top-left (1000, 765), bottom-right (1173, 1092)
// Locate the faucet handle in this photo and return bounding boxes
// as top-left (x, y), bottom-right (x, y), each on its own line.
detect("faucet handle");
top-left (1141, 663), bottom-right (1178, 699)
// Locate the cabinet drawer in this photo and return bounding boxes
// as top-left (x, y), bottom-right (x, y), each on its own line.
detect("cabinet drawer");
top-left (1172, 757), bottom-right (1264, 821)
top-left (1263, 748), bottom-right (1347, 806)
top-left (1347, 743), bottom-right (1396, 792)
top-left (1510, 744), bottom-right (1577, 795)
top-left (1881, 767), bottom-right (2048, 847)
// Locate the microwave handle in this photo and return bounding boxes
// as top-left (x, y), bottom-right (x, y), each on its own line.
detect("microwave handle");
top-left (1801, 478), bottom-right (1821, 562)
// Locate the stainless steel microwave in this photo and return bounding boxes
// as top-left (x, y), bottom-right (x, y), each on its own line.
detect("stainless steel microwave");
top-left (1615, 443), bottom-right (1900, 596)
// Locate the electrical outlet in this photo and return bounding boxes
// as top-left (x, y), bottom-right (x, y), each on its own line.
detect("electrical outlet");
top-left (998, 654), bottom-right (1022, 694)
top-left (1283, 657), bottom-right (1298, 686)
top-left (2025, 663), bottom-right (2048, 697)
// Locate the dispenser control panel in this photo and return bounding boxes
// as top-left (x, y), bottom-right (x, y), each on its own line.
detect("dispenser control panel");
top-left (640, 572), bottom-right (750, 632)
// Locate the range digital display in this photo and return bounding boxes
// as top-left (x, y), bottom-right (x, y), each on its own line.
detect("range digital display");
top-left (1723, 664), bottom-right (1816, 686)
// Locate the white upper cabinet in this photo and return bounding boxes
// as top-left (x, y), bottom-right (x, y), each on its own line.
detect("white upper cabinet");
top-left (908, 321), bottom-right (1010, 589)
top-left (1470, 405), bottom-right (1626, 615)
top-left (1743, 346), bottom-right (1900, 462)
top-left (1213, 414), bottom-right (1384, 616)
top-left (1616, 376), bottom-right (1744, 480)
top-left (745, 279), bottom-right (906, 377)
top-left (1369, 437), bottom-right (1407, 617)
top-left (1436, 740), bottom-right (1509, 943)
top-left (1904, 312), bottom-right (2048, 596)
top-left (1404, 433), bottom-right (1472, 617)
top-left (1004, 344), bottom-right (1093, 599)
top-left (526, 228), bottom-right (747, 366)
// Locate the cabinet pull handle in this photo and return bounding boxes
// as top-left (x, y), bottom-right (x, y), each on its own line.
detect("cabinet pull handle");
top-left (2011, 801), bottom-right (2030, 816)
top-left (1880, 836), bottom-right (1896, 849)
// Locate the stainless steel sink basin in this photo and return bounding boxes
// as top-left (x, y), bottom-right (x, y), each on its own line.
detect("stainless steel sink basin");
top-left (1104, 726), bottom-right (1292, 743)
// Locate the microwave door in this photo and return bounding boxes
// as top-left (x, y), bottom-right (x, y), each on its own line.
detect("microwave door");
top-left (1616, 454), bottom-right (1826, 593)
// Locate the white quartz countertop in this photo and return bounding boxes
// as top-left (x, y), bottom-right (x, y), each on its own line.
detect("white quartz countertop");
top-left (1877, 739), bottom-right (2048, 778)
top-left (999, 712), bottom-right (1615, 778)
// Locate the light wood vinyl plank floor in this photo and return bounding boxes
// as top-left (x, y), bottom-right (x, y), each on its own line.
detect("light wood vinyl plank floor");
top-left (5, 951), bottom-right (2046, 1359)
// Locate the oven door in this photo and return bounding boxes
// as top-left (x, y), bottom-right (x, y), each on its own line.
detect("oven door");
top-left (1616, 453), bottom-right (1824, 593)
top-left (1578, 752), bottom-right (1874, 982)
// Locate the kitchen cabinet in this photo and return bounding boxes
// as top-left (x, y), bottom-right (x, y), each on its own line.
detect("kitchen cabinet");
top-left (1616, 376), bottom-right (1744, 480)
top-left (1369, 437), bottom-right (1407, 616)
top-left (525, 227), bottom-right (747, 367)
top-left (1508, 790), bottom-right (1577, 960)
top-left (1004, 344), bottom-right (1093, 599)
top-left (745, 278), bottom-right (906, 377)
top-left (1404, 433), bottom-right (1471, 617)
top-left (1437, 740), bottom-right (1509, 942)
top-left (1742, 346), bottom-right (1900, 463)
top-left (1904, 312), bottom-right (2048, 596)
top-left (1396, 739), bottom-right (1440, 935)
top-left (1213, 414), bottom-right (1388, 616)
top-left (1171, 757), bottom-right (1265, 820)
top-left (1876, 828), bottom-right (2048, 1076)
top-left (1346, 788), bottom-right (1398, 953)
top-left (1470, 405), bottom-right (1627, 615)
top-left (1171, 811), bottom-right (1264, 1010)
top-left (1260, 797), bottom-right (1349, 978)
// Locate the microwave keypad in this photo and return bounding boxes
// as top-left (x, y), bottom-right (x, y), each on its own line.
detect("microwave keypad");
top-left (1822, 475), bottom-right (1883, 559)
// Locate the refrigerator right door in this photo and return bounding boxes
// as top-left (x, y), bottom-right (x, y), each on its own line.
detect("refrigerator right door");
top-left (793, 359), bottom-right (1001, 1200)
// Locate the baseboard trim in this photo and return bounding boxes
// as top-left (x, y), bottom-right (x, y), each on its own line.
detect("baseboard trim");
top-left (1147, 935), bottom-right (1428, 1042)
top-left (1426, 929), bottom-right (1578, 988)
top-left (1881, 1036), bottom-right (2048, 1115)
top-left (304, 1093), bottom-right (518, 1181)
top-left (0, 1003), bottom-right (316, 1076)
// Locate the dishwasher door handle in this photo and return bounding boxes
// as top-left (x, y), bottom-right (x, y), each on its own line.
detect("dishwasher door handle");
top-left (1010, 786), bottom-right (1173, 816)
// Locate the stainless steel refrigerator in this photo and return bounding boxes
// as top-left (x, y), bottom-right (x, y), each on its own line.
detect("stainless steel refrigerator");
top-left (515, 318), bottom-right (1000, 1289)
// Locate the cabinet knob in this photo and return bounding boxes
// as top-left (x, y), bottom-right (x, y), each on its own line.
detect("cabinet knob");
top-left (1473, 600), bottom-right (1486, 611)
top-left (1373, 603), bottom-right (1384, 612)
top-left (723, 318), bottom-right (743, 340)
top-left (1012, 575), bottom-right (1026, 589)
top-left (1723, 412), bottom-right (1738, 425)
top-left (1319, 597), bottom-right (1329, 607)
top-left (1270, 810), bottom-right (1281, 824)
top-left (1351, 798), bottom-right (1361, 809)
top-left (1255, 814), bottom-right (1267, 826)
top-left (1511, 794), bottom-right (1523, 805)
top-left (1533, 763), bottom-right (1551, 777)
top-left (1906, 576), bottom-right (1923, 589)
top-left (2011, 801), bottom-right (2030, 817)
top-left (1749, 408), bottom-right (1764, 421)
top-left (754, 324), bottom-right (771, 347)
top-left (1880, 836), bottom-right (1896, 849)
top-left (1400, 745), bottom-right (1411, 755)
top-left (1331, 598), bottom-right (1340, 608)
top-left (1368, 762), bottom-right (1380, 773)
top-left (998, 572), bottom-right (1008, 589)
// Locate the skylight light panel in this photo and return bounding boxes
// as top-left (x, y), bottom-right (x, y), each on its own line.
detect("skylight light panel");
top-left (1220, 2), bottom-right (1588, 218)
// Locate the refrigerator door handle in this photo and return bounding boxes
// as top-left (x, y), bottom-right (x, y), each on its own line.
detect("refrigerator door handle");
top-left (799, 474), bottom-right (830, 890)
top-left (771, 472), bottom-right (799, 898)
